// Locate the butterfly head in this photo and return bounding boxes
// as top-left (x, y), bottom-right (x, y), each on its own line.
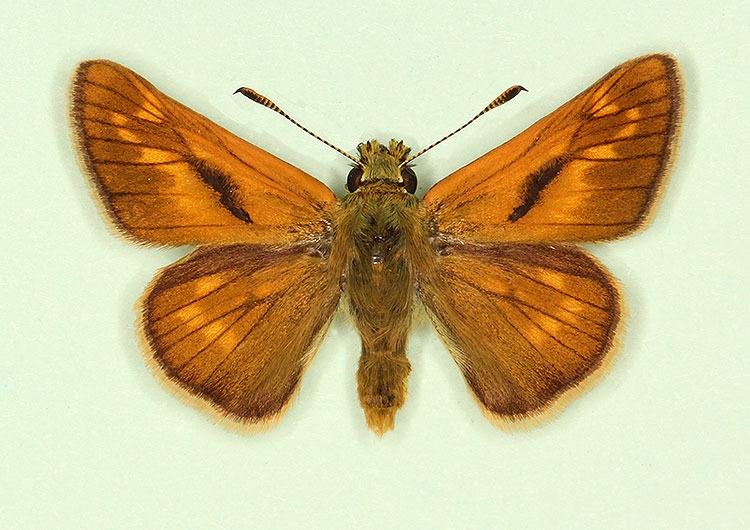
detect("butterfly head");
top-left (346, 139), bottom-right (417, 194)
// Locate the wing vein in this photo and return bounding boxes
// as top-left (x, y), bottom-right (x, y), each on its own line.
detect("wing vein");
top-left (81, 106), bottom-right (169, 130)
top-left (84, 79), bottom-right (164, 121)
top-left (152, 273), bottom-right (249, 325)
top-left (94, 160), bottom-right (186, 167)
top-left (507, 301), bottom-right (590, 361)
top-left (129, 223), bottom-right (242, 230)
top-left (587, 65), bottom-right (633, 111)
top-left (594, 78), bottom-right (667, 114)
top-left (173, 305), bottom-right (251, 371)
top-left (577, 130), bottom-right (666, 150)
top-left (576, 153), bottom-right (659, 162)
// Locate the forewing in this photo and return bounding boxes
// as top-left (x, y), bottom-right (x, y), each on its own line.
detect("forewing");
top-left (424, 54), bottom-right (682, 243)
top-left (417, 244), bottom-right (620, 423)
top-left (140, 244), bottom-right (341, 428)
top-left (70, 60), bottom-right (337, 246)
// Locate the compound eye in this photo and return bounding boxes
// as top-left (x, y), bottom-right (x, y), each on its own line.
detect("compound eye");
top-left (346, 166), bottom-right (364, 192)
top-left (400, 166), bottom-right (417, 194)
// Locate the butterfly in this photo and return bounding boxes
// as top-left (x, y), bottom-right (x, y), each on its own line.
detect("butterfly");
top-left (69, 54), bottom-right (682, 435)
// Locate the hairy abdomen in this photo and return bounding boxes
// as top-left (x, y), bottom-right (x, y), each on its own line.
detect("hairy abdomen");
top-left (337, 186), bottom-right (419, 435)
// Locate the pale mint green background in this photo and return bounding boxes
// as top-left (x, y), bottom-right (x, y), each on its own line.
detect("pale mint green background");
top-left (2, 1), bottom-right (748, 528)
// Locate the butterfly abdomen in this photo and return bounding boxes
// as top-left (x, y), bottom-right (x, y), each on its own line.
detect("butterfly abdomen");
top-left (336, 184), bottom-right (422, 435)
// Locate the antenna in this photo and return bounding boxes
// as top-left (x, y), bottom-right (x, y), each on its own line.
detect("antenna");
top-left (404, 85), bottom-right (527, 165)
top-left (236, 84), bottom-right (527, 167)
top-left (235, 87), bottom-right (361, 165)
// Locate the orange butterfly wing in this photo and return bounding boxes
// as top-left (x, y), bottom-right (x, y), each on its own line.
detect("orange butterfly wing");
top-left (141, 244), bottom-right (341, 428)
top-left (418, 244), bottom-right (619, 423)
top-left (424, 54), bottom-right (682, 244)
top-left (418, 54), bottom-right (682, 424)
top-left (70, 60), bottom-right (337, 246)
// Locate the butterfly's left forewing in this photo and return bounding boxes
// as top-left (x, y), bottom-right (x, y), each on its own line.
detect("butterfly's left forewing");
top-left (70, 60), bottom-right (337, 247)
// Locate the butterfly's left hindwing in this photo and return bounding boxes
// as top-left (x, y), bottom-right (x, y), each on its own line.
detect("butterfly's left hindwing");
top-left (141, 244), bottom-right (341, 428)
top-left (70, 60), bottom-right (337, 247)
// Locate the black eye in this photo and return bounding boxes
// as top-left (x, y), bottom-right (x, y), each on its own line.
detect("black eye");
top-left (400, 166), bottom-right (417, 194)
top-left (347, 166), bottom-right (363, 192)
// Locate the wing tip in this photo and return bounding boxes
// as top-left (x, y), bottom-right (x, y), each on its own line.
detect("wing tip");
top-left (622, 52), bottom-right (685, 239)
top-left (68, 59), bottom-right (149, 247)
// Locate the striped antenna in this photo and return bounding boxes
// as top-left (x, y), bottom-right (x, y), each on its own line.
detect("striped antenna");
top-left (235, 87), bottom-right (361, 165)
top-left (404, 85), bottom-right (527, 165)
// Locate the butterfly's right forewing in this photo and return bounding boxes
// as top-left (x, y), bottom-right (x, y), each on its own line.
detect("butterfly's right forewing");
top-left (70, 60), bottom-right (345, 429)
top-left (424, 54), bottom-right (682, 244)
